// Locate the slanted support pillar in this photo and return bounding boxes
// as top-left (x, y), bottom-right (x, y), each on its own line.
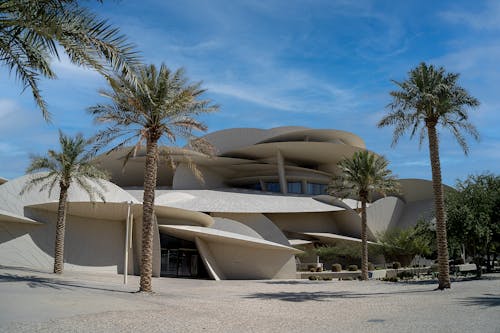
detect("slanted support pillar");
top-left (301, 179), bottom-right (308, 194)
top-left (276, 150), bottom-right (287, 194)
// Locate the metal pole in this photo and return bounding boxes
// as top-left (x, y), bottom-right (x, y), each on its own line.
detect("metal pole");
top-left (124, 201), bottom-right (131, 285)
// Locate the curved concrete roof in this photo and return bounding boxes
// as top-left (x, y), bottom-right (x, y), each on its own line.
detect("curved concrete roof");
top-left (398, 178), bottom-right (452, 202)
top-left (0, 173), bottom-right (140, 219)
top-left (296, 232), bottom-right (378, 245)
top-left (0, 208), bottom-right (41, 224)
top-left (155, 189), bottom-right (344, 213)
top-left (201, 126), bottom-right (309, 154)
top-left (158, 225), bottom-right (301, 253)
top-left (0, 177), bottom-right (7, 185)
top-left (258, 129), bottom-right (366, 149)
top-left (221, 141), bottom-right (365, 164)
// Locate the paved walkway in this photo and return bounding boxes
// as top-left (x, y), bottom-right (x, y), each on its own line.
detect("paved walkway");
top-left (0, 267), bottom-right (499, 332)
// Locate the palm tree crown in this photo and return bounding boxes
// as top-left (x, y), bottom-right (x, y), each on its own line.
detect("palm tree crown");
top-left (330, 151), bottom-right (399, 200)
top-left (89, 63), bottom-right (218, 292)
top-left (0, 0), bottom-right (139, 120)
top-left (22, 130), bottom-right (109, 274)
top-left (329, 150), bottom-right (398, 280)
top-left (89, 63), bottom-right (218, 158)
top-left (379, 62), bottom-right (480, 152)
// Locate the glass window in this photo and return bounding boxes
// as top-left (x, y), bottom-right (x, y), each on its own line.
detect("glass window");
top-left (287, 182), bottom-right (302, 194)
top-left (307, 183), bottom-right (328, 195)
top-left (266, 182), bottom-right (281, 193)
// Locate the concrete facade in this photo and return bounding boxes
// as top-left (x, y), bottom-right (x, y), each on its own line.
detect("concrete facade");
top-left (0, 127), bottom-right (437, 279)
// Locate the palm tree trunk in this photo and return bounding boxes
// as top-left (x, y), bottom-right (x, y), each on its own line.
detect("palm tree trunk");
top-left (140, 138), bottom-right (159, 292)
top-left (53, 183), bottom-right (69, 274)
top-left (360, 194), bottom-right (368, 280)
top-left (426, 123), bottom-right (451, 289)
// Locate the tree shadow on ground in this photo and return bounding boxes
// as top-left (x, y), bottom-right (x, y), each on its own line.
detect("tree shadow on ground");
top-left (0, 273), bottom-right (134, 294)
top-left (244, 288), bottom-right (432, 302)
top-left (459, 294), bottom-right (500, 307)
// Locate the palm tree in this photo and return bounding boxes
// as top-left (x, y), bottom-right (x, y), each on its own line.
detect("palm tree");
top-left (89, 63), bottom-right (218, 292)
top-left (0, 0), bottom-right (139, 120)
top-left (21, 131), bottom-right (109, 274)
top-left (329, 150), bottom-right (398, 280)
top-left (378, 62), bottom-right (480, 289)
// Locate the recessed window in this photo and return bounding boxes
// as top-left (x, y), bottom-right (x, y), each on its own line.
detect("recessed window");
top-left (266, 182), bottom-right (281, 193)
top-left (307, 183), bottom-right (327, 195)
top-left (287, 182), bottom-right (302, 194)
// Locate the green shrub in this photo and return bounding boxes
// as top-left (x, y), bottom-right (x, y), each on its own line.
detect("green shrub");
top-left (382, 276), bottom-right (398, 282)
top-left (368, 262), bottom-right (375, 271)
top-left (392, 261), bottom-right (401, 269)
top-left (309, 267), bottom-right (316, 272)
top-left (308, 275), bottom-right (318, 280)
top-left (316, 267), bottom-right (323, 272)
top-left (322, 276), bottom-right (332, 281)
top-left (331, 264), bottom-right (342, 272)
top-left (347, 265), bottom-right (358, 271)
top-left (397, 270), bottom-right (414, 279)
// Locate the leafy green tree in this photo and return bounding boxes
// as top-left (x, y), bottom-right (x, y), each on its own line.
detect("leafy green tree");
top-left (446, 173), bottom-right (500, 276)
top-left (378, 62), bottom-right (480, 289)
top-left (89, 63), bottom-right (218, 292)
top-left (329, 150), bottom-right (398, 280)
top-left (0, 0), bottom-right (139, 120)
top-left (377, 222), bottom-right (433, 267)
top-left (21, 131), bottom-right (109, 274)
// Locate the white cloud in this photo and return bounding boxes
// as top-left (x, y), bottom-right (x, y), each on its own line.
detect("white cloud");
top-left (440, 0), bottom-right (500, 31)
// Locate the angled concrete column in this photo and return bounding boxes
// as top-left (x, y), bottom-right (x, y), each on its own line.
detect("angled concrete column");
top-left (276, 150), bottom-right (287, 194)
top-left (302, 179), bottom-right (308, 194)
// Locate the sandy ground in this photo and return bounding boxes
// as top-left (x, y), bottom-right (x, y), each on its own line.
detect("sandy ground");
top-left (0, 267), bottom-right (499, 333)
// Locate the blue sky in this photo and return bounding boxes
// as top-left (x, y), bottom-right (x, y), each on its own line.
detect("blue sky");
top-left (0, 0), bottom-right (499, 185)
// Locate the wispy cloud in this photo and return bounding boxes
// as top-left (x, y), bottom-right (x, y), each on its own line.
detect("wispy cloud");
top-left (440, 0), bottom-right (500, 30)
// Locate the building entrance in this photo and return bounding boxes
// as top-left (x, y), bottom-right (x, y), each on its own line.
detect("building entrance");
top-left (159, 233), bottom-right (208, 278)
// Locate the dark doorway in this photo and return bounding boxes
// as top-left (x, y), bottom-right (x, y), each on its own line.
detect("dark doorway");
top-left (160, 233), bottom-right (209, 279)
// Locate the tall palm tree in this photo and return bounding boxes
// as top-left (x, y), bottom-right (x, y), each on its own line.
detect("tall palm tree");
top-left (21, 131), bottom-right (109, 274)
top-left (378, 62), bottom-right (480, 289)
top-left (329, 150), bottom-right (398, 280)
top-left (0, 0), bottom-right (139, 120)
top-left (89, 63), bottom-right (218, 292)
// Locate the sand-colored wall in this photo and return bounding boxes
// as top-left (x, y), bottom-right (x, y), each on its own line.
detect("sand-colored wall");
top-left (205, 240), bottom-right (296, 279)
top-left (0, 209), bottom-right (126, 273)
top-left (173, 163), bottom-right (226, 190)
top-left (211, 213), bottom-right (290, 246)
top-left (266, 212), bottom-right (339, 234)
top-left (366, 197), bottom-right (405, 238)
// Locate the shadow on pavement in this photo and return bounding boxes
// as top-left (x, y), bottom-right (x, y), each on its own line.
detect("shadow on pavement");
top-left (0, 273), bottom-right (135, 294)
top-left (459, 294), bottom-right (500, 307)
top-left (244, 288), bottom-right (433, 302)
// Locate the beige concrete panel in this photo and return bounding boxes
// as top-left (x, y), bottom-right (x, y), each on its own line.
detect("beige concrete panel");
top-left (210, 217), bottom-right (264, 239)
top-left (159, 225), bottom-right (300, 253)
top-left (194, 237), bottom-right (225, 280)
top-left (0, 209), bottom-right (41, 224)
top-left (266, 212), bottom-right (340, 234)
top-left (200, 126), bottom-right (308, 155)
top-left (398, 178), bottom-right (452, 202)
top-left (206, 241), bottom-right (296, 279)
top-left (155, 205), bottom-right (214, 227)
top-left (257, 128), bottom-right (366, 149)
top-left (396, 199), bottom-right (435, 229)
top-left (0, 208), bottom-right (126, 274)
top-left (211, 213), bottom-right (290, 246)
top-left (329, 209), bottom-right (378, 240)
top-left (155, 189), bottom-right (343, 213)
top-left (366, 197), bottom-right (405, 237)
top-left (152, 215), bottom-right (161, 277)
top-left (172, 163), bottom-right (225, 190)
top-left (222, 142), bottom-right (365, 165)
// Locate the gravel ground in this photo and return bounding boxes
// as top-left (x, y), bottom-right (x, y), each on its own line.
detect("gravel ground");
top-left (0, 267), bottom-right (499, 333)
